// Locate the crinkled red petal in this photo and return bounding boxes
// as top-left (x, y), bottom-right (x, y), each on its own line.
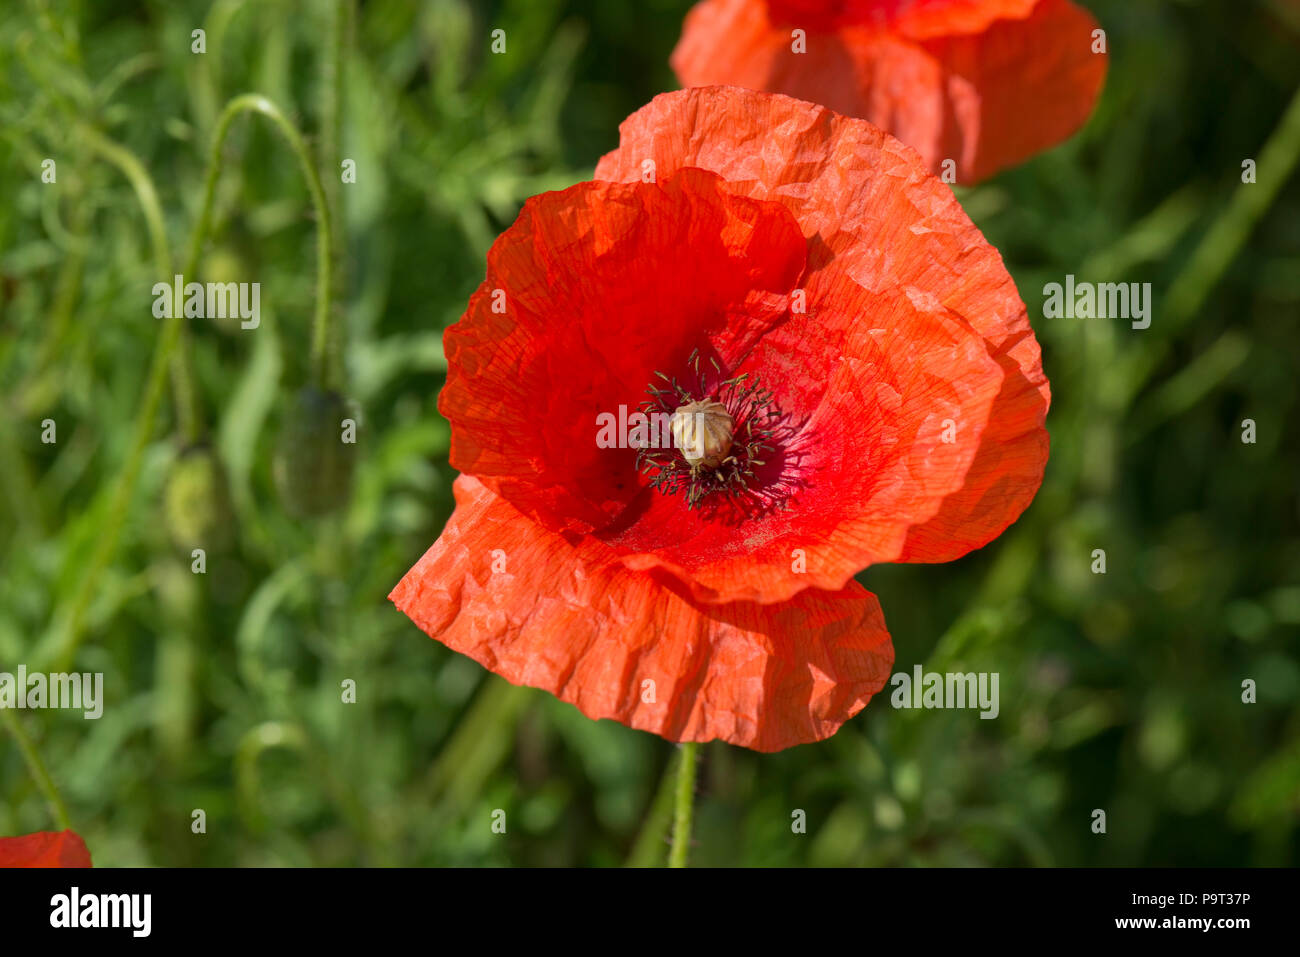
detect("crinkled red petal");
top-left (595, 86), bottom-right (1050, 571)
top-left (390, 476), bottom-right (895, 752)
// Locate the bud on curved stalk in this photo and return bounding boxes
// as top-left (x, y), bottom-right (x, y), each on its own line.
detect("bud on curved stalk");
top-left (164, 442), bottom-right (236, 552)
top-left (273, 386), bottom-right (356, 517)
top-left (203, 245), bottom-right (249, 338)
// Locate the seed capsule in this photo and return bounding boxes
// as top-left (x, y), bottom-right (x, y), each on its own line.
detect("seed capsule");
top-left (671, 399), bottom-right (734, 469)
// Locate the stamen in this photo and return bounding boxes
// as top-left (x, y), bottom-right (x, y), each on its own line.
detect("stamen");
top-left (636, 349), bottom-right (792, 513)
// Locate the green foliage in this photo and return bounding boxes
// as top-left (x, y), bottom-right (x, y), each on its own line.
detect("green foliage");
top-left (1, 0), bottom-right (1297, 866)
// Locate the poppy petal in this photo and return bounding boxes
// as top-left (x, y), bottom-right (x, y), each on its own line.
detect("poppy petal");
top-left (440, 166), bottom-right (807, 536)
top-left (444, 141), bottom-right (1009, 604)
top-left (0, 830), bottom-right (92, 868)
top-left (595, 86), bottom-right (1049, 569)
top-left (390, 476), bottom-right (895, 752)
top-left (907, 0), bottom-right (1108, 182)
top-left (763, 0), bottom-right (1040, 38)
top-left (597, 276), bottom-right (1007, 603)
top-left (670, 0), bottom-right (1107, 182)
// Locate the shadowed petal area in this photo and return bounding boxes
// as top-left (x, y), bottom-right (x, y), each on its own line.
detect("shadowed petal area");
top-left (0, 830), bottom-right (92, 868)
top-left (440, 166), bottom-right (807, 535)
top-left (595, 86), bottom-right (1050, 567)
top-left (903, 0), bottom-right (1107, 182)
top-left (670, 0), bottom-right (1106, 182)
top-left (390, 476), bottom-right (895, 752)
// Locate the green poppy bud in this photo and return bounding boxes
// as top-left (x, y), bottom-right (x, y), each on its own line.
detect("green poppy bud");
top-left (164, 442), bottom-right (236, 552)
top-left (203, 247), bottom-right (248, 337)
top-left (273, 386), bottom-right (357, 517)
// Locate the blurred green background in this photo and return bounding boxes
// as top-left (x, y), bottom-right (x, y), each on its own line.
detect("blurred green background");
top-left (1, 0), bottom-right (1298, 866)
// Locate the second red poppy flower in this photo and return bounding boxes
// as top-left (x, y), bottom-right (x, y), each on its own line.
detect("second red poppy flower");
top-left (671, 0), bottom-right (1108, 183)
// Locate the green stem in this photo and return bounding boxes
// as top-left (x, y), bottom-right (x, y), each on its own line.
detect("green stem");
top-left (1, 709), bottom-right (72, 831)
top-left (191, 94), bottom-right (336, 386)
top-left (1164, 83), bottom-right (1300, 329)
top-left (668, 741), bottom-right (699, 868)
top-left (319, 0), bottom-right (348, 388)
top-left (194, 0), bottom-right (252, 135)
top-left (93, 51), bottom-right (159, 108)
top-left (79, 126), bottom-right (202, 443)
top-left (37, 93), bottom-right (335, 672)
top-left (425, 679), bottom-right (531, 811)
top-left (1121, 84), bottom-right (1300, 405)
top-left (626, 747), bottom-right (684, 867)
top-left (20, 192), bottom-right (88, 424)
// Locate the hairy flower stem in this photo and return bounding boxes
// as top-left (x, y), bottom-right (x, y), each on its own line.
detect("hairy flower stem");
top-left (38, 93), bottom-right (335, 672)
top-left (319, 0), bottom-right (349, 388)
top-left (194, 94), bottom-right (337, 386)
top-left (1, 709), bottom-right (72, 831)
top-left (79, 126), bottom-right (202, 443)
top-left (669, 741), bottom-right (699, 868)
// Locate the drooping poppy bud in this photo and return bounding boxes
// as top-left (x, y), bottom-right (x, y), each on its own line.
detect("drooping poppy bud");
top-left (273, 386), bottom-right (356, 517)
top-left (203, 245), bottom-right (250, 337)
top-left (164, 442), bottom-right (236, 552)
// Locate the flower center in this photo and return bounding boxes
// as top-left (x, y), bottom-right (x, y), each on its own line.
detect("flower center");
top-left (670, 399), bottom-right (734, 468)
top-left (637, 350), bottom-right (786, 512)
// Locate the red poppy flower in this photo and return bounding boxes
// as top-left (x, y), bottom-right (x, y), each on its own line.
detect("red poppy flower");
top-left (391, 87), bottom-right (1049, 751)
top-left (671, 0), bottom-right (1107, 183)
top-left (0, 830), bottom-right (92, 868)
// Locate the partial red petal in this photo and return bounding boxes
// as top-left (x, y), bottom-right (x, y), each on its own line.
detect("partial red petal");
top-left (595, 86), bottom-right (1049, 568)
top-left (888, 0), bottom-right (1039, 39)
top-left (0, 830), bottom-right (92, 868)
top-left (672, 0), bottom-right (870, 119)
top-left (390, 476), bottom-right (895, 752)
top-left (909, 0), bottom-right (1108, 182)
top-left (764, 0), bottom-right (1038, 35)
